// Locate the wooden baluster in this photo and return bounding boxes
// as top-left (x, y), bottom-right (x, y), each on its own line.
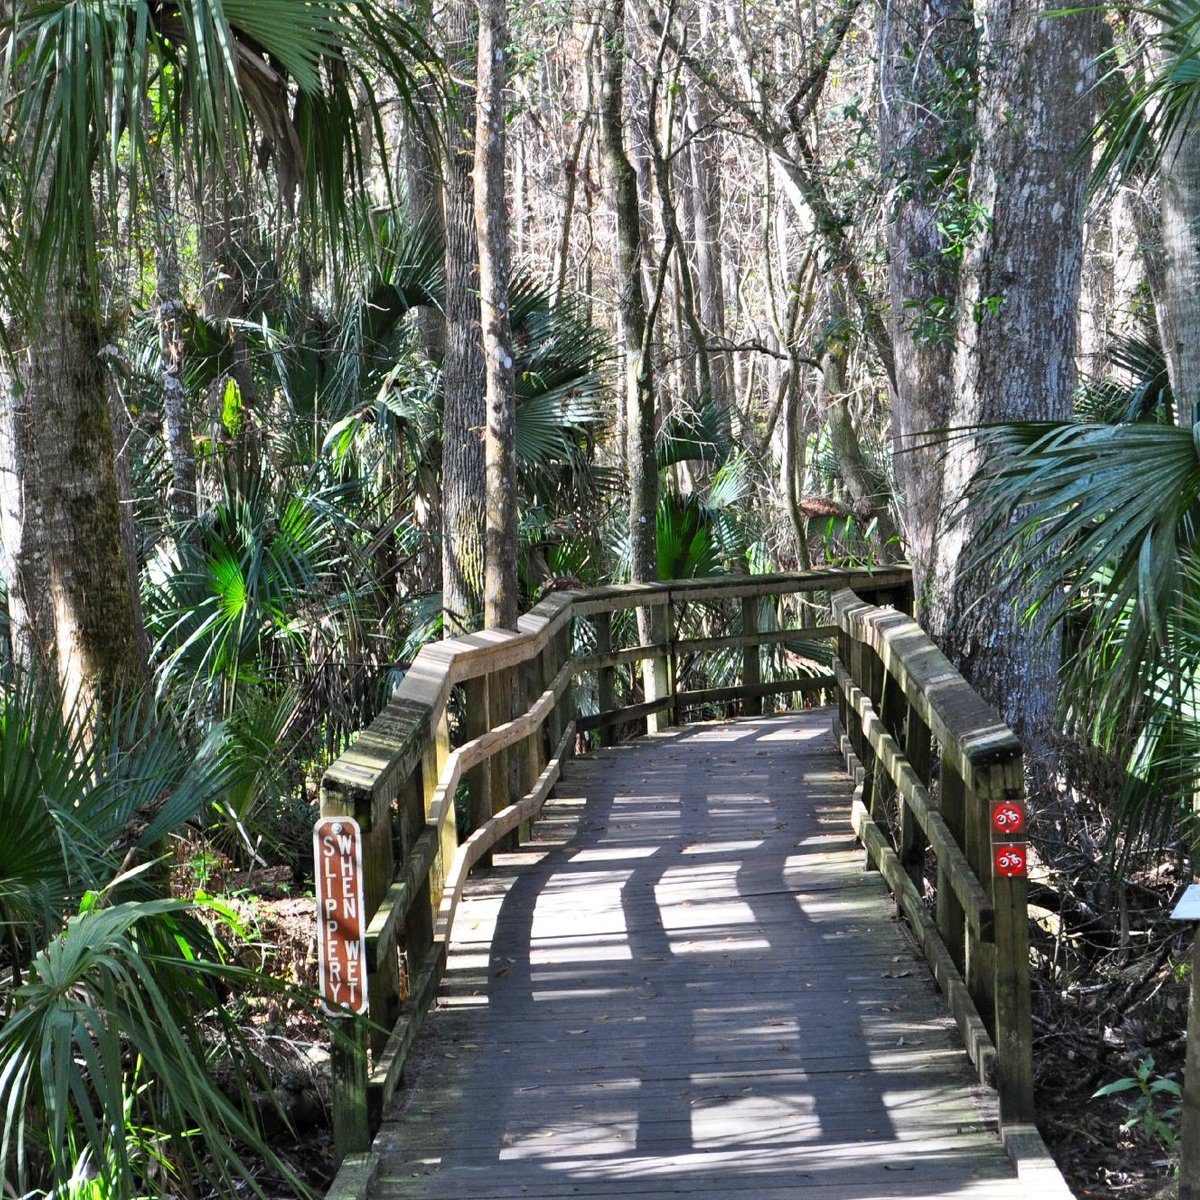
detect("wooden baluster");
top-left (488, 666), bottom-right (515, 849)
top-left (422, 708), bottom-right (454, 911)
top-left (555, 619), bottom-right (575, 745)
top-left (665, 596), bottom-right (678, 725)
top-left (595, 610), bottom-right (615, 746)
top-left (647, 600), bottom-right (671, 732)
top-left (520, 656), bottom-right (541, 841)
top-left (465, 674), bottom-right (492, 868)
top-left (742, 595), bottom-right (762, 718)
top-left (900, 703), bottom-right (931, 890)
top-left (989, 755), bottom-right (1035, 1123)
top-left (964, 766), bottom-right (997, 1031)
top-left (542, 627), bottom-right (562, 759)
top-left (937, 759), bottom-right (968, 978)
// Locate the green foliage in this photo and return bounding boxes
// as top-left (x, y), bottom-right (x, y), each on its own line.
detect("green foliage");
top-left (963, 311), bottom-right (1200, 854)
top-left (0, 675), bottom-right (304, 1196)
top-left (0, 0), bottom-right (439, 323)
top-left (1088, 1), bottom-right (1200, 187)
top-left (1092, 1055), bottom-right (1182, 1149)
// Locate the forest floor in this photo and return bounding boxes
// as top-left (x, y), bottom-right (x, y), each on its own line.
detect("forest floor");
top-left (202, 782), bottom-right (1195, 1200)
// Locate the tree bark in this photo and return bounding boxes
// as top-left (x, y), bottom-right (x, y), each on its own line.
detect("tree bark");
top-left (475, 0), bottom-right (519, 632)
top-left (878, 0), bottom-right (974, 602)
top-left (1159, 120), bottom-right (1200, 425)
top-left (0, 287), bottom-right (147, 711)
top-left (154, 164), bottom-right (196, 525)
top-left (929, 0), bottom-right (1100, 754)
top-left (600, 0), bottom-right (657, 588)
top-left (440, 0), bottom-right (487, 634)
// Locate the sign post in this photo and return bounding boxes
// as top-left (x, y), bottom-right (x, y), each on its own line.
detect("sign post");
top-left (1172, 885), bottom-right (1200, 1200)
top-left (315, 815), bottom-right (372, 1158)
top-left (314, 816), bottom-right (368, 1015)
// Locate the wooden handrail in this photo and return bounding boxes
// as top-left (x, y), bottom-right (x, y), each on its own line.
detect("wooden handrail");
top-left (319, 566), bottom-right (912, 1159)
top-left (830, 588), bottom-right (1034, 1126)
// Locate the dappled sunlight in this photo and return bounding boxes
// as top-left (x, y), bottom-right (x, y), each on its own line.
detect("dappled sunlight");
top-left (385, 714), bottom-right (1021, 1198)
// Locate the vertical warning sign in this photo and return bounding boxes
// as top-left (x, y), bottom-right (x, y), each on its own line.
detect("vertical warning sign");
top-left (314, 816), bottom-right (368, 1015)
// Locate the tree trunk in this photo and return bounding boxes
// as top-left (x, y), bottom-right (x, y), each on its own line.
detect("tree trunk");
top-left (820, 285), bottom-right (902, 560)
top-left (0, 287), bottom-right (147, 711)
top-left (1159, 120), bottom-right (1200, 425)
top-left (878, 0), bottom-right (974, 606)
top-left (154, 165), bottom-right (196, 525)
top-left (440, 1), bottom-right (487, 634)
top-left (928, 1), bottom-right (1100, 754)
top-left (476, 0), bottom-right (519, 632)
top-left (599, 0), bottom-right (657, 588)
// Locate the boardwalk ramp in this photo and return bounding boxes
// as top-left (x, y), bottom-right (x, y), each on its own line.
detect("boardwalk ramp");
top-left (361, 712), bottom-right (1032, 1199)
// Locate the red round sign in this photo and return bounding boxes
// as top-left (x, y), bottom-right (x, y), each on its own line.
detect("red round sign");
top-left (991, 801), bottom-right (1025, 836)
top-left (994, 843), bottom-right (1027, 878)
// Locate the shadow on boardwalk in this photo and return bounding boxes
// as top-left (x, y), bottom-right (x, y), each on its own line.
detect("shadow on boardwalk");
top-left (372, 712), bottom-right (1028, 1200)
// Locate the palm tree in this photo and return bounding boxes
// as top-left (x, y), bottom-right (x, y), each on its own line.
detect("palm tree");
top-left (0, 0), bottom-right (435, 709)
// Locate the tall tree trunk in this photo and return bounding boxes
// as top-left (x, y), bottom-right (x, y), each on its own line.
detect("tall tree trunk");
top-left (154, 165), bottom-right (196, 525)
top-left (600, 0), bottom-right (657, 588)
top-left (878, 0), bottom-right (974, 606)
top-left (476, 0), bottom-right (518, 632)
top-left (686, 2), bottom-right (732, 435)
top-left (929, 1), bottom-right (1100, 754)
top-left (821, 285), bottom-right (902, 560)
top-left (1159, 121), bottom-right (1200, 425)
top-left (0, 287), bottom-right (146, 711)
top-left (440, 1), bottom-right (487, 634)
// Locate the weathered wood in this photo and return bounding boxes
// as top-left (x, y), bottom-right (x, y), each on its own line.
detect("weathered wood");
top-left (900, 703), bottom-right (932, 889)
top-left (330, 1015), bottom-right (371, 1155)
top-left (937, 762), bottom-right (968, 976)
top-left (576, 695), bottom-right (672, 733)
top-left (593, 611), bottom-right (615, 747)
top-left (324, 1151), bottom-right (381, 1200)
top-left (741, 595), bottom-right (762, 717)
top-left (363, 712), bottom-right (1032, 1200)
top-left (833, 659), bottom-right (993, 942)
top-left (675, 675), bottom-right (834, 712)
top-left (989, 755), bottom-right (1035, 1124)
top-left (463, 674), bottom-right (491, 865)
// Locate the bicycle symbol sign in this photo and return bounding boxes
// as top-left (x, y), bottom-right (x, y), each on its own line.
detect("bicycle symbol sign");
top-left (991, 801), bottom-right (1025, 836)
top-left (994, 843), bottom-right (1027, 878)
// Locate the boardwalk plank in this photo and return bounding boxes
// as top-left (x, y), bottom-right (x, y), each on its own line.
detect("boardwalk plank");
top-left (362, 713), bottom-right (1033, 1200)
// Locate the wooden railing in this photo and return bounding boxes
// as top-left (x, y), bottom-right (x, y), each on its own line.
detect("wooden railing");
top-left (831, 589), bottom-right (1034, 1124)
top-left (318, 566), bottom-right (912, 1161)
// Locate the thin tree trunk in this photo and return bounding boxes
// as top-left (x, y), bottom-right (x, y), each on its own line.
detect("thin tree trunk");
top-left (821, 285), bottom-right (902, 560)
top-left (476, 0), bottom-right (518, 632)
top-left (154, 165), bottom-right (196, 525)
top-left (1159, 120), bottom-right (1200, 425)
top-left (440, 1), bottom-right (487, 634)
top-left (600, 0), bottom-right (657, 589)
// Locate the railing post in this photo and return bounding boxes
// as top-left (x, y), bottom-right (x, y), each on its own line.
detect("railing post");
top-left (423, 708), bottom-right (455, 910)
top-left (465, 674), bottom-right (492, 866)
top-left (488, 666), bottom-right (515, 848)
top-left (646, 600), bottom-right (671, 733)
top-left (964, 769), bottom-right (997, 1031)
top-left (937, 760), bottom-right (967, 975)
top-left (520, 657), bottom-right (542, 840)
top-left (595, 610), bottom-right (615, 746)
top-left (988, 755), bottom-right (1035, 1122)
top-left (555, 618), bottom-right (574, 740)
top-left (742, 595), bottom-right (762, 717)
top-left (899, 704), bottom-right (931, 890)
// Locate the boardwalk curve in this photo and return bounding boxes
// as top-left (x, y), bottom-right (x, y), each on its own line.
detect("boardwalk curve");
top-left (363, 712), bottom-right (1031, 1200)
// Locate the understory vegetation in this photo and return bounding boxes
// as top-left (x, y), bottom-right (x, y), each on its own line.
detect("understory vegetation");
top-left (4, 1), bottom-right (1200, 1197)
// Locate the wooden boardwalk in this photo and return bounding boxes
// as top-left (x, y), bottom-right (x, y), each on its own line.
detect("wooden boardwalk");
top-left (366, 711), bottom-right (1032, 1199)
